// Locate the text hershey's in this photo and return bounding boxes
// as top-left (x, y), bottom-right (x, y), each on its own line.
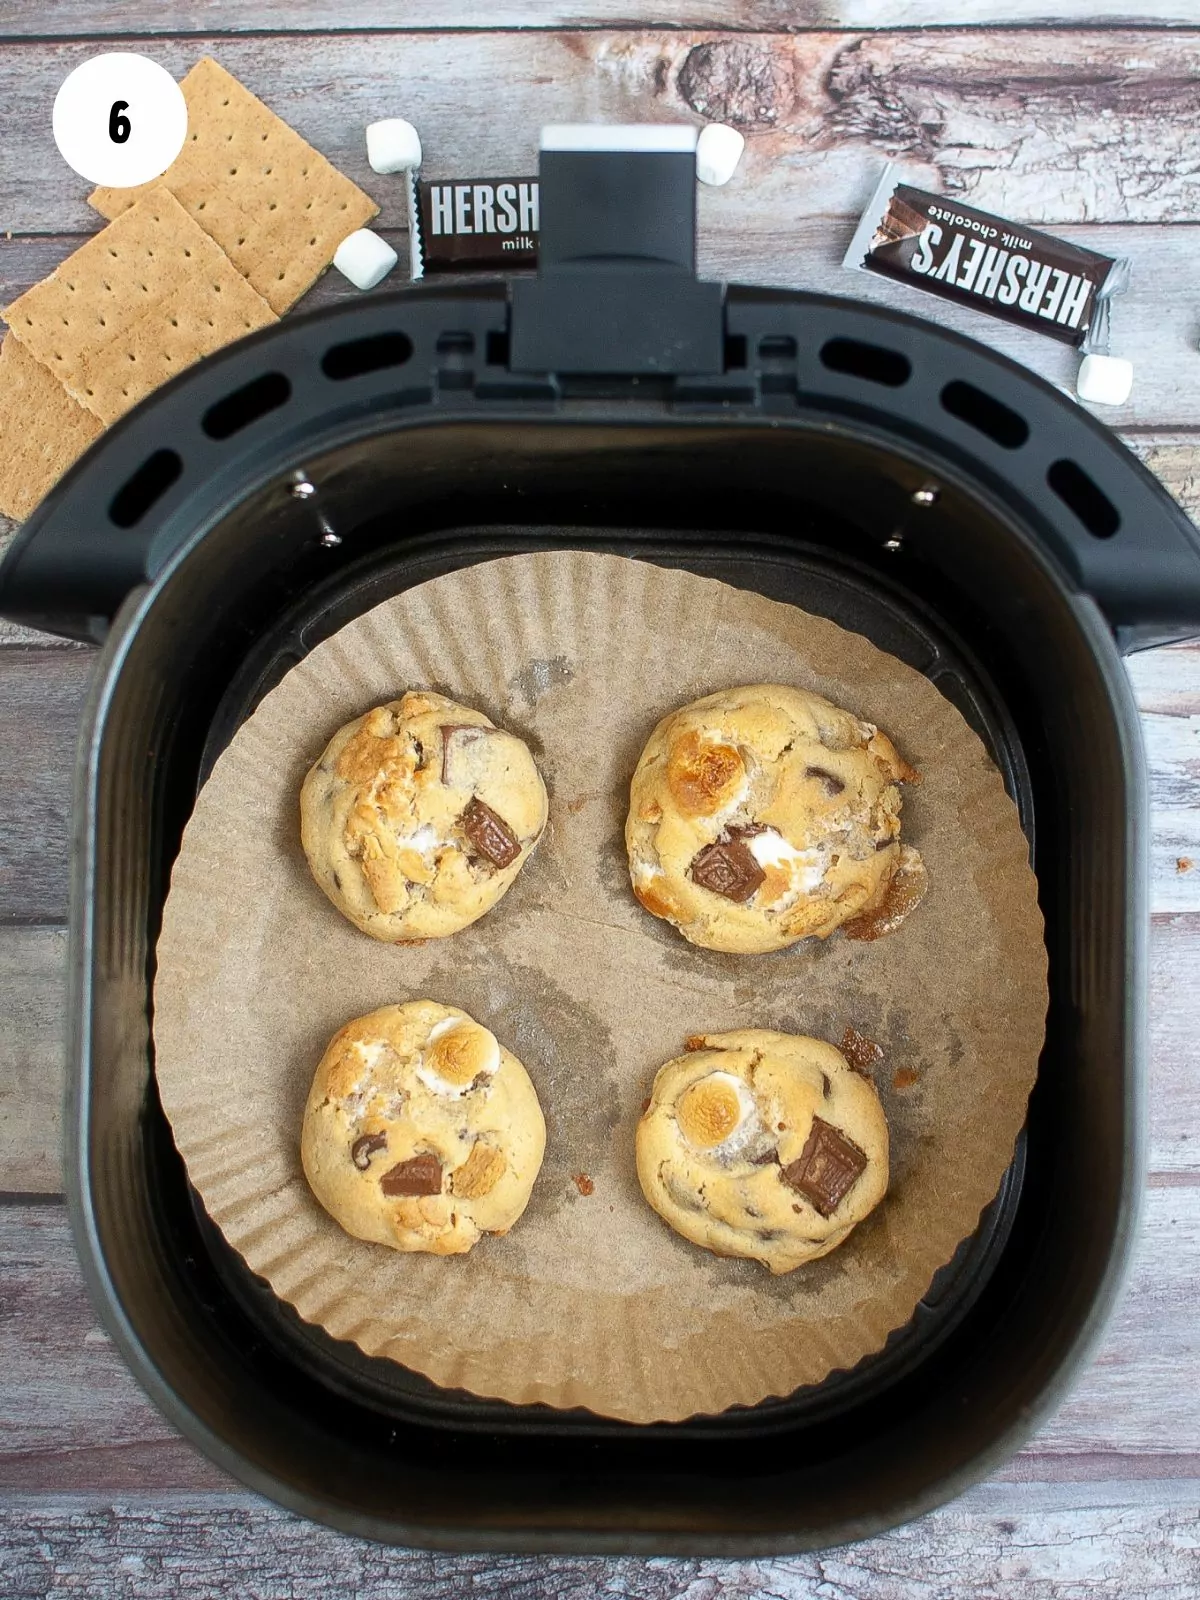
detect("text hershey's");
top-left (909, 222), bottom-right (1093, 330)
top-left (428, 180), bottom-right (540, 244)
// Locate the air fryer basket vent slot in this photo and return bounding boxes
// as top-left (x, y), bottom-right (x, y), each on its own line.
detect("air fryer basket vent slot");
top-left (940, 380), bottom-right (1029, 451)
top-left (758, 335), bottom-right (797, 360)
top-left (1047, 458), bottom-right (1120, 539)
top-left (202, 371), bottom-right (292, 441)
top-left (820, 337), bottom-right (911, 388)
top-left (108, 448), bottom-right (183, 529)
top-left (724, 333), bottom-right (748, 370)
top-left (321, 332), bottom-right (413, 381)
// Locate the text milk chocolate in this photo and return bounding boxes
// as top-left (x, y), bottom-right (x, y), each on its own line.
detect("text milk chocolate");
top-left (845, 165), bottom-right (1128, 350)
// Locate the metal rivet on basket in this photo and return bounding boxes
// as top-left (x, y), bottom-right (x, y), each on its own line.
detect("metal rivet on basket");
top-left (884, 535), bottom-right (904, 552)
top-left (912, 484), bottom-right (940, 506)
top-left (291, 478), bottom-right (317, 499)
top-left (319, 515), bottom-right (341, 548)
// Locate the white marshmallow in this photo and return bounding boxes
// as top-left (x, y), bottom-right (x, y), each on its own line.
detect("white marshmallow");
top-left (333, 228), bottom-right (398, 291)
top-left (1076, 353), bottom-right (1133, 407)
top-left (352, 1041), bottom-right (388, 1074)
top-left (746, 829), bottom-right (803, 868)
top-left (746, 830), bottom-right (827, 895)
top-left (366, 117), bottom-right (423, 174)
top-left (417, 1019), bottom-right (500, 1097)
top-left (404, 824), bottom-right (443, 854)
top-left (696, 123), bottom-right (745, 187)
top-left (686, 1072), bottom-right (758, 1148)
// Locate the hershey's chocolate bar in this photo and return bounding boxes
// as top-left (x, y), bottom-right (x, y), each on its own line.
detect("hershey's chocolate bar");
top-left (845, 166), bottom-right (1128, 350)
top-left (410, 176), bottom-right (539, 276)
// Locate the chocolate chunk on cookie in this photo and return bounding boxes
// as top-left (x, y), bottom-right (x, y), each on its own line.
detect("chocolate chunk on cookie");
top-left (689, 837), bottom-right (766, 902)
top-left (780, 1118), bottom-right (868, 1216)
top-left (461, 795), bottom-right (521, 869)
top-left (380, 1152), bottom-right (444, 1196)
top-left (351, 1131), bottom-right (388, 1170)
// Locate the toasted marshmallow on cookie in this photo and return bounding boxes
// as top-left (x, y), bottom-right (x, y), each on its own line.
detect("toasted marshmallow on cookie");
top-left (676, 1071), bottom-right (768, 1162)
top-left (417, 1015), bottom-right (501, 1097)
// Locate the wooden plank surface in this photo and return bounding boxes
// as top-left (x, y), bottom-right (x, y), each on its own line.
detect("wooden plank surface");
top-left (7, 32), bottom-right (1200, 237)
top-left (1, 1483), bottom-right (1199, 1600)
top-left (3, 3), bottom-right (1198, 33)
top-left (0, 928), bottom-right (66, 1194)
top-left (0, 649), bottom-right (92, 921)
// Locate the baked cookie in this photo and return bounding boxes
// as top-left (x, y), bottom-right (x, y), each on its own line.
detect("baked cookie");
top-left (301, 1001), bottom-right (546, 1256)
top-left (301, 691), bottom-right (547, 941)
top-left (625, 684), bottom-right (922, 953)
top-left (636, 1028), bottom-right (888, 1274)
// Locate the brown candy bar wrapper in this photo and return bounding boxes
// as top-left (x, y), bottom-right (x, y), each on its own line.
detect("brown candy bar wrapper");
top-left (409, 173), bottom-right (539, 278)
top-left (153, 551), bottom-right (1046, 1424)
top-left (845, 164), bottom-right (1129, 351)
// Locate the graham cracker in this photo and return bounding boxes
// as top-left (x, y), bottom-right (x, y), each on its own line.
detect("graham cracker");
top-left (3, 188), bottom-right (277, 426)
top-left (0, 334), bottom-right (103, 520)
top-left (90, 57), bottom-right (378, 313)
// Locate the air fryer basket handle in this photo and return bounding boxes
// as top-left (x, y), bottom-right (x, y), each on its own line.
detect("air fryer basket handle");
top-left (2, 130), bottom-right (1199, 649)
top-left (508, 131), bottom-right (724, 377)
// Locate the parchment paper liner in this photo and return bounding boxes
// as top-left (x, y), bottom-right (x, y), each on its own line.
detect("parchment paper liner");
top-left (153, 550), bottom-right (1047, 1424)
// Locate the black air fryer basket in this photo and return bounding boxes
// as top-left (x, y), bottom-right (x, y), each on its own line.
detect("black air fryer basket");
top-left (4, 141), bottom-right (1200, 1554)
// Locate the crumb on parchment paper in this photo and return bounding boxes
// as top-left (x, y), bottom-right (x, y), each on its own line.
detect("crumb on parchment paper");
top-left (841, 1023), bottom-right (884, 1076)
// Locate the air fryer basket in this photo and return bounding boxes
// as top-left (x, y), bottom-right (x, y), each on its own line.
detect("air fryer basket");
top-left (4, 143), bottom-right (1200, 1552)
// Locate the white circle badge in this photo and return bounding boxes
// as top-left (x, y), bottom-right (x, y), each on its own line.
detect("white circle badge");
top-left (53, 53), bottom-right (187, 188)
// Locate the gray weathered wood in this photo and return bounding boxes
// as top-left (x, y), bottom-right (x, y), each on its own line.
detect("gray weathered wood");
top-left (0, 926), bottom-right (65, 1193)
top-left (1129, 438), bottom-right (1200, 526)
top-left (2, 1), bottom-right (1198, 32)
top-left (1130, 648), bottom-right (1200, 915)
top-left (0, 648), bottom-right (92, 921)
top-left (0, 1481), bottom-right (1198, 1599)
top-left (6, 32), bottom-right (1200, 237)
top-left (2, 1189), bottom-right (1199, 1493)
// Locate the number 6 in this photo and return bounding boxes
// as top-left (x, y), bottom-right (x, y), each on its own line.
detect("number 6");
top-left (109, 100), bottom-right (131, 144)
